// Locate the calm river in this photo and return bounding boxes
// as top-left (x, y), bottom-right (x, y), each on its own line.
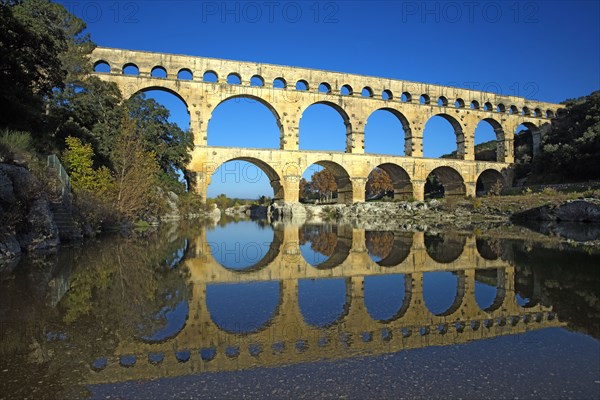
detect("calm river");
top-left (1, 219), bottom-right (599, 399)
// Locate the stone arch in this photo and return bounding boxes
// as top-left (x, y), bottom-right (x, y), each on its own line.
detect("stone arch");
top-left (367, 163), bottom-right (413, 200)
top-left (250, 75), bottom-right (264, 87)
top-left (474, 117), bottom-right (505, 162)
top-left (227, 73), bottom-right (241, 85)
top-left (273, 77), bottom-right (287, 89)
top-left (364, 108), bottom-right (411, 156)
top-left (208, 95), bottom-right (283, 148)
top-left (93, 60), bottom-right (110, 73)
top-left (219, 156), bottom-right (285, 202)
top-left (455, 98), bottom-right (465, 108)
top-left (361, 86), bottom-right (374, 97)
top-left (304, 160), bottom-right (353, 204)
top-left (546, 109), bottom-right (555, 118)
top-left (476, 169), bottom-right (505, 196)
top-left (483, 101), bottom-right (493, 111)
top-left (177, 68), bottom-right (193, 80)
top-left (340, 84), bottom-right (353, 95)
top-left (475, 268), bottom-right (506, 312)
top-left (496, 103), bottom-right (506, 113)
top-left (382, 89), bottom-right (393, 100)
top-left (471, 100), bottom-right (480, 109)
top-left (123, 63), bottom-right (139, 76)
top-left (151, 66), bottom-right (167, 78)
top-left (423, 114), bottom-right (465, 159)
top-left (299, 277), bottom-right (352, 328)
top-left (300, 101), bottom-right (352, 152)
top-left (420, 94), bottom-right (430, 104)
top-left (364, 273), bottom-right (412, 322)
top-left (296, 79), bottom-right (309, 91)
top-left (206, 281), bottom-right (282, 334)
top-left (515, 121), bottom-right (540, 158)
top-left (476, 238), bottom-right (502, 260)
top-left (130, 85), bottom-right (190, 114)
top-left (401, 92), bottom-right (412, 102)
top-left (437, 96), bottom-right (448, 106)
top-left (319, 82), bottom-right (332, 94)
top-left (299, 224), bottom-right (352, 269)
top-left (423, 270), bottom-right (466, 316)
top-left (203, 70), bottom-right (218, 82)
top-left (367, 231), bottom-right (413, 267)
top-left (425, 166), bottom-right (466, 198)
top-left (424, 233), bottom-right (466, 264)
top-left (509, 105), bottom-right (519, 114)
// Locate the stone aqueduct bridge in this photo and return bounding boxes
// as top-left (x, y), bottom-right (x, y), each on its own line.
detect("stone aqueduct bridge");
top-left (91, 47), bottom-right (563, 203)
top-left (86, 226), bottom-right (562, 384)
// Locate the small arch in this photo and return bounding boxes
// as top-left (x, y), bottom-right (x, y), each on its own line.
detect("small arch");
top-left (93, 60), bottom-right (110, 73)
top-left (496, 103), bottom-right (506, 113)
top-left (425, 166), bottom-right (466, 198)
top-left (203, 70), bottom-right (218, 82)
top-left (227, 73), bottom-right (241, 85)
top-left (420, 94), bottom-right (430, 104)
top-left (250, 75), bottom-right (264, 87)
top-left (470, 100), bottom-right (480, 109)
top-left (361, 87), bottom-right (374, 97)
top-left (382, 89), bottom-right (393, 101)
top-left (401, 92), bottom-right (412, 102)
top-left (367, 231), bottom-right (413, 267)
top-left (476, 169), bottom-right (505, 196)
top-left (546, 109), bottom-right (555, 118)
top-left (319, 82), bottom-right (331, 94)
top-left (509, 105), bottom-right (519, 114)
top-left (340, 84), bottom-right (353, 96)
top-left (151, 66), bottom-right (167, 79)
top-left (273, 77), bottom-right (287, 89)
top-left (299, 224), bottom-right (351, 268)
top-left (455, 98), bottom-right (465, 108)
top-left (123, 63), bottom-right (139, 76)
top-left (534, 108), bottom-right (542, 117)
top-left (296, 80), bottom-right (309, 91)
top-left (177, 68), bottom-right (192, 80)
top-left (522, 106), bottom-right (531, 116)
top-left (483, 102), bottom-right (493, 111)
top-left (437, 96), bottom-right (448, 107)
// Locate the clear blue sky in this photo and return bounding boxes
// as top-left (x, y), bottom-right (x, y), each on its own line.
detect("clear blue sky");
top-left (60, 0), bottom-right (600, 198)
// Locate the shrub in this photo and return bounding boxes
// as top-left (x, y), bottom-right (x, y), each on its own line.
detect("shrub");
top-left (0, 129), bottom-right (33, 163)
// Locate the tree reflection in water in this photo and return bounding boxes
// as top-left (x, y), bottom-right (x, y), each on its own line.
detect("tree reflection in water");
top-left (299, 224), bottom-right (337, 258)
top-left (366, 231), bottom-right (394, 261)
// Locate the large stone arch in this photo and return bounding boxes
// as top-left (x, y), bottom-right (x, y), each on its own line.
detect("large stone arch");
top-left (516, 121), bottom-right (542, 157)
top-left (299, 101), bottom-right (352, 152)
top-left (298, 224), bottom-right (352, 270)
top-left (424, 113), bottom-right (467, 159)
top-left (305, 160), bottom-right (353, 204)
top-left (372, 163), bottom-right (413, 201)
top-left (474, 117), bottom-right (507, 162)
top-left (211, 157), bottom-right (284, 203)
top-left (476, 169), bottom-right (505, 196)
top-left (208, 94), bottom-right (283, 148)
top-left (364, 107), bottom-right (412, 155)
top-left (298, 277), bottom-right (352, 328)
top-left (425, 166), bottom-right (466, 198)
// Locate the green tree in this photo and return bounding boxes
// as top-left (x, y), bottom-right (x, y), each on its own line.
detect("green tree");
top-left (111, 116), bottom-right (161, 219)
top-left (0, 0), bottom-right (93, 131)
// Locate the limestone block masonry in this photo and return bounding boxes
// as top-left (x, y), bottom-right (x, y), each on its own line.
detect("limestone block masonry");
top-left (91, 47), bottom-right (562, 203)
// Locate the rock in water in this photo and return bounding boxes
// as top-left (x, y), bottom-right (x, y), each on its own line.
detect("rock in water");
top-left (556, 200), bottom-right (600, 222)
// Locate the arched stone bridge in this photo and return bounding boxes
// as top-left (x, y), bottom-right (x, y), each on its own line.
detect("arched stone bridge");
top-left (91, 47), bottom-right (562, 202)
top-left (86, 226), bottom-right (562, 384)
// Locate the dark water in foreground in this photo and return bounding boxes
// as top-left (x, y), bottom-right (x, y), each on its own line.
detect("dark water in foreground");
top-left (0, 220), bottom-right (599, 399)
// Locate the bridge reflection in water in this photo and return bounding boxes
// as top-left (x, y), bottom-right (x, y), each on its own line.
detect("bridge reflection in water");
top-left (87, 224), bottom-right (562, 384)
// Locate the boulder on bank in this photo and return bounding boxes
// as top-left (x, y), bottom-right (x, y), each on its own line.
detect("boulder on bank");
top-left (0, 163), bottom-right (60, 260)
top-left (511, 200), bottom-right (600, 223)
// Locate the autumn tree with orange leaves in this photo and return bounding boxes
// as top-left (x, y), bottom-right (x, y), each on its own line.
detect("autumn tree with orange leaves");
top-left (366, 168), bottom-right (393, 199)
